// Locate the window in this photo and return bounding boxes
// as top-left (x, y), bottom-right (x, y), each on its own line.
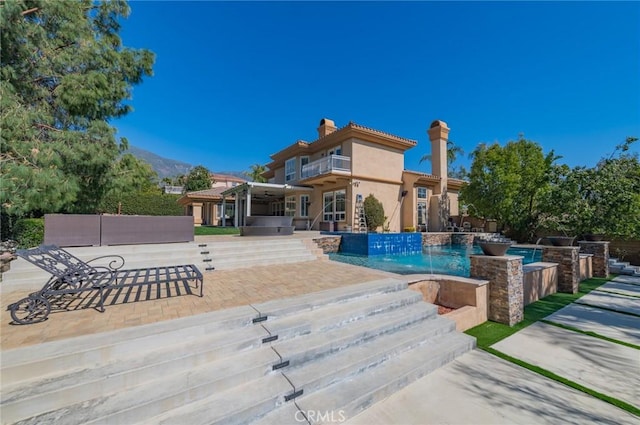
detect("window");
top-left (417, 202), bottom-right (427, 226)
top-left (323, 192), bottom-right (334, 221)
top-left (271, 201), bottom-right (284, 216)
top-left (300, 156), bottom-right (310, 179)
top-left (328, 146), bottom-right (342, 156)
top-left (285, 158), bottom-right (296, 182)
top-left (323, 189), bottom-right (346, 222)
top-left (300, 195), bottom-right (309, 217)
top-left (417, 187), bottom-right (427, 199)
top-left (285, 196), bottom-right (296, 217)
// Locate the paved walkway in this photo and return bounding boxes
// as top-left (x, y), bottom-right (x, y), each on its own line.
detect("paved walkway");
top-left (546, 303), bottom-right (640, 346)
top-left (0, 260), bottom-right (391, 350)
top-left (347, 350), bottom-right (637, 425)
top-left (349, 276), bottom-right (640, 424)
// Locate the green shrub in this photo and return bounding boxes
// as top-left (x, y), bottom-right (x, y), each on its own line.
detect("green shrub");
top-left (100, 193), bottom-right (183, 216)
top-left (403, 226), bottom-right (416, 232)
top-left (13, 218), bottom-right (44, 248)
top-left (364, 194), bottom-right (385, 232)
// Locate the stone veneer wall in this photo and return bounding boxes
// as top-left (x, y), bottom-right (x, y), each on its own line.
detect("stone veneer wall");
top-left (312, 236), bottom-right (341, 254)
top-left (422, 232), bottom-right (500, 247)
top-left (470, 255), bottom-right (524, 326)
top-left (542, 246), bottom-right (580, 294)
top-left (422, 233), bottom-right (451, 246)
top-left (451, 233), bottom-right (474, 246)
top-left (578, 241), bottom-right (609, 277)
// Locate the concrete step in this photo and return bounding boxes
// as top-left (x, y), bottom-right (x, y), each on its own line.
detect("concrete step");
top-left (207, 241), bottom-right (306, 254)
top-left (141, 372), bottom-right (293, 425)
top-left (139, 301), bottom-right (450, 425)
top-left (271, 302), bottom-right (437, 369)
top-left (2, 279), bottom-right (472, 425)
top-left (288, 332), bottom-right (476, 425)
top-left (211, 248), bottom-right (316, 262)
top-left (264, 289), bottom-right (424, 340)
top-left (2, 343), bottom-right (279, 425)
top-left (213, 255), bottom-right (318, 271)
top-left (1, 305), bottom-right (259, 386)
top-left (203, 239), bottom-right (309, 249)
top-left (2, 280), bottom-right (408, 416)
top-left (281, 316), bottom-right (456, 396)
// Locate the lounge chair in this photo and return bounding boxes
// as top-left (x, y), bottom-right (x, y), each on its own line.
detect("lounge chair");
top-left (7, 245), bottom-right (204, 325)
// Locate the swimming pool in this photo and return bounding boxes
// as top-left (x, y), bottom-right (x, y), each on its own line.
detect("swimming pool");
top-left (329, 245), bottom-right (541, 277)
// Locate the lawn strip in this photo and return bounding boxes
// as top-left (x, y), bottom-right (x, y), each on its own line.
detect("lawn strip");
top-left (540, 319), bottom-right (640, 350)
top-left (481, 347), bottom-right (640, 417)
top-left (195, 226), bottom-right (240, 236)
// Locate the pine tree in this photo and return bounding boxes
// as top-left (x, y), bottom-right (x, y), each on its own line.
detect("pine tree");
top-left (0, 0), bottom-right (155, 218)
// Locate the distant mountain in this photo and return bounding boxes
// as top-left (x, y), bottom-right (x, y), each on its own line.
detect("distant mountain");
top-left (126, 146), bottom-right (193, 180)
top-left (126, 146), bottom-right (249, 181)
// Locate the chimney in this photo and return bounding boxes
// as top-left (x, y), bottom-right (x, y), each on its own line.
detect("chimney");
top-left (427, 120), bottom-right (450, 195)
top-left (317, 118), bottom-right (337, 138)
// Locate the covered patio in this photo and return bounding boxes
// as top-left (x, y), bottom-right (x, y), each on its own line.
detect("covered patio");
top-left (221, 182), bottom-right (313, 229)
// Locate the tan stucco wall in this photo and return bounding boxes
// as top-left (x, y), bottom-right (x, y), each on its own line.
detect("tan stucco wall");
top-left (351, 139), bottom-right (404, 181)
top-left (352, 180), bottom-right (404, 232)
top-left (408, 275), bottom-right (489, 332)
top-left (273, 167), bottom-right (285, 185)
top-left (523, 262), bottom-right (558, 305)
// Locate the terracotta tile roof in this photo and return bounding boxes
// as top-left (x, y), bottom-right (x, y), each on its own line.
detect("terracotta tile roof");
top-left (178, 186), bottom-right (236, 204)
top-left (403, 169), bottom-right (441, 180)
top-left (340, 121), bottom-right (417, 146)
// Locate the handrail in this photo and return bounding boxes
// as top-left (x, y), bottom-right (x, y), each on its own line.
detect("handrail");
top-left (301, 155), bottom-right (351, 179)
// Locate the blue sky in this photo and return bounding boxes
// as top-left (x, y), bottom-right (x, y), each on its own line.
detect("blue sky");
top-left (115, 1), bottom-right (640, 175)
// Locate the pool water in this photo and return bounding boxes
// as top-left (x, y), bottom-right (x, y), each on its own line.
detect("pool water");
top-left (329, 245), bottom-right (541, 277)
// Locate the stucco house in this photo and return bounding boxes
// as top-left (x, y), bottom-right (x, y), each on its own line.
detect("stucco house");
top-left (218, 119), bottom-right (464, 232)
top-left (178, 173), bottom-right (246, 226)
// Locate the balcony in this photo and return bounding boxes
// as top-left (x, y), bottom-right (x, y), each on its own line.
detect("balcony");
top-left (301, 155), bottom-right (351, 184)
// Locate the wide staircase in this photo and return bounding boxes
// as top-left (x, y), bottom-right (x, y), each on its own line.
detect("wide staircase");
top-left (1, 278), bottom-right (475, 425)
top-left (1, 238), bottom-right (325, 291)
top-left (609, 257), bottom-right (640, 277)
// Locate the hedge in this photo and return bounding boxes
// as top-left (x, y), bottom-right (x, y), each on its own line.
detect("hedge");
top-left (100, 193), bottom-right (183, 216)
top-left (13, 218), bottom-right (45, 248)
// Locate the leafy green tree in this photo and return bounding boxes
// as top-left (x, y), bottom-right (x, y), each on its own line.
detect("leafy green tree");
top-left (542, 138), bottom-right (640, 239)
top-left (245, 164), bottom-right (267, 183)
top-left (460, 136), bottom-right (559, 241)
top-left (363, 194), bottom-right (385, 232)
top-left (184, 165), bottom-right (212, 192)
top-left (0, 0), bottom-right (154, 219)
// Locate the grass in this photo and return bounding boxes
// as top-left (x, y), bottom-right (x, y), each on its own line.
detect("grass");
top-left (194, 226), bottom-right (240, 236)
top-left (465, 277), bottom-right (608, 347)
top-left (466, 276), bottom-right (640, 418)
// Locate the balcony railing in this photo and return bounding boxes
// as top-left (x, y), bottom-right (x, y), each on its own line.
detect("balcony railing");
top-left (301, 155), bottom-right (351, 179)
